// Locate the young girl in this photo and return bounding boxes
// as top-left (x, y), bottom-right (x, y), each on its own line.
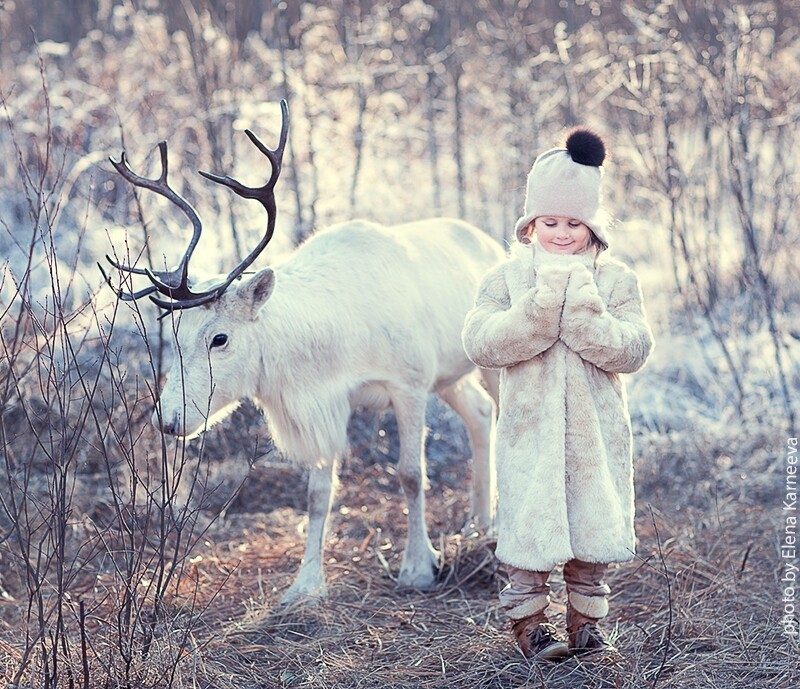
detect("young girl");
top-left (462, 130), bottom-right (654, 661)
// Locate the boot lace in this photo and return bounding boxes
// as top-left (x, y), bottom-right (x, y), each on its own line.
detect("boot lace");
top-left (573, 622), bottom-right (611, 651)
top-left (528, 622), bottom-right (561, 646)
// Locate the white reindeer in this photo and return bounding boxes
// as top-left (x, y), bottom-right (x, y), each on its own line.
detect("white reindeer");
top-left (103, 101), bottom-right (504, 604)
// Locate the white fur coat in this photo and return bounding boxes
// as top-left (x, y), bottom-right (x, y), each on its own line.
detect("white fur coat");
top-left (462, 244), bottom-right (654, 571)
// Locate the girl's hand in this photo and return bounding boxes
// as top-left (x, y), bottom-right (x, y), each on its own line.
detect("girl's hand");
top-left (521, 265), bottom-right (571, 342)
top-left (558, 264), bottom-right (654, 374)
top-left (564, 265), bottom-right (604, 315)
top-left (528, 265), bottom-right (571, 313)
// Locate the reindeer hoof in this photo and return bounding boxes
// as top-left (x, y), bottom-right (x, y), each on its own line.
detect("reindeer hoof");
top-left (397, 546), bottom-right (440, 589)
top-left (279, 582), bottom-right (328, 607)
top-left (397, 568), bottom-right (436, 590)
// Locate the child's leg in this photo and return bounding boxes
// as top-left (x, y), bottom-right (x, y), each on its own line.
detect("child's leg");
top-left (500, 567), bottom-right (569, 660)
top-left (563, 559), bottom-right (616, 653)
top-left (563, 559), bottom-right (610, 621)
top-left (499, 566), bottom-right (551, 619)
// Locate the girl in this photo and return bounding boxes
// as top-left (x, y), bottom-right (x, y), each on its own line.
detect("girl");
top-left (462, 130), bottom-right (654, 661)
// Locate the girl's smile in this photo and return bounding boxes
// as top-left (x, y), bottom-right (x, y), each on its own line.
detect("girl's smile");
top-left (533, 216), bottom-right (591, 254)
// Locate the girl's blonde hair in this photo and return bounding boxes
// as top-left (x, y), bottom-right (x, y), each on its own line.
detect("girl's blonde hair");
top-left (587, 229), bottom-right (608, 255)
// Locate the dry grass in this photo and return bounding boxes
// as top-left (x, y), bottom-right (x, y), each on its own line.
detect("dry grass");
top-left (0, 411), bottom-right (796, 688)
top-left (106, 431), bottom-right (800, 687)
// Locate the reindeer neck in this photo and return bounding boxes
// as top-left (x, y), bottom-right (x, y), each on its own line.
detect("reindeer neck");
top-left (251, 264), bottom-right (340, 397)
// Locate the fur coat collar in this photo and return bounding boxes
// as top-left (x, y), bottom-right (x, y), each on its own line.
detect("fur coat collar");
top-left (462, 246), bottom-right (654, 570)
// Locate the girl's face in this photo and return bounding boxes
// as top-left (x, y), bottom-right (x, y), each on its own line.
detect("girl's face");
top-left (532, 216), bottom-right (592, 254)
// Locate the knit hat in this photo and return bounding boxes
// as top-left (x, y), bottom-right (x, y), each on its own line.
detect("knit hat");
top-left (514, 129), bottom-right (611, 248)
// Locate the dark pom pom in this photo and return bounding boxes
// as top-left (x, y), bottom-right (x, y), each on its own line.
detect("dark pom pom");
top-left (565, 129), bottom-right (606, 167)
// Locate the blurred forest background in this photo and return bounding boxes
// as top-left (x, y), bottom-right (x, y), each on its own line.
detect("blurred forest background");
top-left (1, 1), bottom-right (798, 687)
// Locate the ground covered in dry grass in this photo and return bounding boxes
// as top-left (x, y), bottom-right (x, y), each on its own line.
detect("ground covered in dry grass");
top-left (0, 402), bottom-right (796, 688)
top-left (142, 414), bottom-right (797, 687)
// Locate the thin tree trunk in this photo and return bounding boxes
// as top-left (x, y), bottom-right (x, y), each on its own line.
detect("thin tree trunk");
top-left (349, 81), bottom-right (367, 217)
top-left (426, 68), bottom-right (442, 216)
top-left (275, 0), bottom-right (305, 244)
top-left (555, 20), bottom-right (577, 126)
top-left (662, 115), bottom-right (746, 413)
top-left (729, 129), bottom-right (796, 430)
top-left (452, 61), bottom-right (465, 219)
top-left (179, 0), bottom-right (243, 262)
top-left (302, 91), bottom-right (318, 238)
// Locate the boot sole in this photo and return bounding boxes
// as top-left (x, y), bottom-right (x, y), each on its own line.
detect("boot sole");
top-left (570, 644), bottom-right (619, 657)
top-left (532, 641), bottom-right (571, 661)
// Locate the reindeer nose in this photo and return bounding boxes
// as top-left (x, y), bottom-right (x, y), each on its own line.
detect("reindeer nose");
top-left (153, 410), bottom-right (180, 436)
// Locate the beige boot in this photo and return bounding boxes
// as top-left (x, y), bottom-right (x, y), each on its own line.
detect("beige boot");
top-left (502, 568), bottom-right (570, 661)
top-left (512, 610), bottom-right (570, 661)
top-left (505, 591), bottom-right (569, 661)
top-left (566, 605), bottom-right (617, 656)
top-left (563, 560), bottom-right (617, 656)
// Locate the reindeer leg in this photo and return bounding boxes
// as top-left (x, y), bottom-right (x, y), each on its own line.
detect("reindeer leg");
top-left (391, 390), bottom-right (439, 589)
top-left (280, 457), bottom-right (338, 605)
top-left (439, 373), bottom-right (497, 534)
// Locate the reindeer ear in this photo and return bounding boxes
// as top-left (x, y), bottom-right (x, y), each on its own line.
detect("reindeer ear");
top-left (239, 268), bottom-right (275, 316)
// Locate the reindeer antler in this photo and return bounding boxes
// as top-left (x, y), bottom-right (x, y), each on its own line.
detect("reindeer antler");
top-left (196, 99), bottom-right (288, 303)
top-left (101, 99), bottom-right (289, 312)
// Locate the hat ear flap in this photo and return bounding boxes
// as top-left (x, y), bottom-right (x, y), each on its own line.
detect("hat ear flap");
top-left (516, 219), bottom-right (535, 244)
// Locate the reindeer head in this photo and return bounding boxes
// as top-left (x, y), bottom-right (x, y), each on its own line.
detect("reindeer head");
top-left (155, 267), bottom-right (276, 436)
top-left (102, 101), bottom-right (287, 437)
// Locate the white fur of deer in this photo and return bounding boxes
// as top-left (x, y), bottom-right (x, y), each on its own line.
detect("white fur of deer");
top-left (155, 217), bottom-right (503, 604)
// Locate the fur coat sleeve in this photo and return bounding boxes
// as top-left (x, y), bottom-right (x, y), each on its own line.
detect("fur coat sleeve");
top-left (461, 261), bottom-right (571, 369)
top-left (559, 263), bottom-right (653, 374)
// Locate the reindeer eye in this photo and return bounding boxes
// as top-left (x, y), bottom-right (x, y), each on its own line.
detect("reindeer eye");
top-left (210, 334), bottom-right (228, 349)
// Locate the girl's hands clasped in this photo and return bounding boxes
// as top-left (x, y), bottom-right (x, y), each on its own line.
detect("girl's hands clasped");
top-left (527, 265), bottom-right (572, 311)
top-left (563, 264), bottom-right (604, 316)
